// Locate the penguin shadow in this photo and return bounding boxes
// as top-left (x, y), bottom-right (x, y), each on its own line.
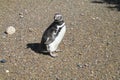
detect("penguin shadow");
top-left (26, 43), bottom-right (49, 55)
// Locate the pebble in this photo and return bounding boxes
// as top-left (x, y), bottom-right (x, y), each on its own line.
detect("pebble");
top-left (28, 28), bottom-right (34, 32)
top-left (84, 63), bottom-right (89, 67)
top-left (0, 59), bottom-right (7, 63)
top-left (80, 13), bottom-right (85, 16)
top-left (6, 26), bottom-right (16, 35)
top-left (19, 13), bottom-right (24, 18)
top-left (92, 17), bottom-right (101, 20)
top-left (92, 17), bottom-right (96, 20)
top-left (77, 63), bottom-right (83, 68)
top-left (6, 70), bottom-right (9, 73)
top-left (90, 70), bottom-right (94, 76)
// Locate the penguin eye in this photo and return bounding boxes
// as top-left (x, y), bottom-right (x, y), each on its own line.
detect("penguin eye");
top-left (54, 15), bottom-right (62, 21)
top-left (58, 16), bottom-right (62, 20)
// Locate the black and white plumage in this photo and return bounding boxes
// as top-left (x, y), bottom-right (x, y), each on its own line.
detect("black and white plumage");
top-left (40, 13), bottom-right (66, 57)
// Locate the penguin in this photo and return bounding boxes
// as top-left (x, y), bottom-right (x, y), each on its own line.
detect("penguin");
top-left (40, 13), bottom-right (66, 57)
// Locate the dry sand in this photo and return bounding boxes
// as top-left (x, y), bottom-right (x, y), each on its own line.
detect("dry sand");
top-left (0, 0), bottom-right (120, 80)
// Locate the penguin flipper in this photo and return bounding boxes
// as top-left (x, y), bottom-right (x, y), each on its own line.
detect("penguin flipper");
top-left (41, 30), bottom-right (56, 45)
top-left (44, 37), bottom-right (54, 44)
top-left (41, 22), bottom-right (58, 45)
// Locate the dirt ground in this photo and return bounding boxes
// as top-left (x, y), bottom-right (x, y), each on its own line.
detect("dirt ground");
top-left (0, 0), bottom-right (120, 80)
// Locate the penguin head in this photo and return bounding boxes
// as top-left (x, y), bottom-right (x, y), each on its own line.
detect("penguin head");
top-left (54, 13), bottom-right (63, 22)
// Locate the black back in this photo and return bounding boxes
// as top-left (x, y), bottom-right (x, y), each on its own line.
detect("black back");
top-left (41, 20), bottom-right (64, 45)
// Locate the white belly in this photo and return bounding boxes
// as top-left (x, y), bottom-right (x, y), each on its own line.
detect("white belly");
top-left (49, 26), bottom-right (66, 52)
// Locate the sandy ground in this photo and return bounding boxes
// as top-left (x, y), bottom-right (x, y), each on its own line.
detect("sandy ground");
top-left (0, 0), bottom-right (120, 80)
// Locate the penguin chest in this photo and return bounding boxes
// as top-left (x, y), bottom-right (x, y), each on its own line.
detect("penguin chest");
top-left (49, 26), bottom-right (66, 52)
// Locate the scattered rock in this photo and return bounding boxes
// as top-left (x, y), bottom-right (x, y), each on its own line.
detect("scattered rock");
top-left (19, 13), bottom-right (24, 18)
top-left (91, 17), bottom-right (101, 20)
top-left (6, 26), bottom-right (16, 35)
top-left (24, 9), bottom-right (28, 14)
top-left (28, 28), bottom-right (34, 32)
top-left (84, 63), bottom-right (89, 67)
top-left (80, 13), bottom-right (85, 16)
top-left (6, 70), bottom-right (9, 73)
top-left (0, 59), bottom-right (7, 63)
top-left (90, 70), bottom-right (94, 76)
top-left (78, 53), bottom-right (82, 55)
top-left (77, 63), bottom-right (83, 68)
top-left (92, 17), bottom-right (96, 20)
top-left (77, 63), bottom-right (89, 68)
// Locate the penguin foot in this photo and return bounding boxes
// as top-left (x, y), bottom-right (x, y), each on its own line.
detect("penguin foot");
top-left (55, 49), bottom-right (62, 52)
top-left (50, 52), bottom-right (58, 58)
top-left (40, 50), bottom-right (49, 53)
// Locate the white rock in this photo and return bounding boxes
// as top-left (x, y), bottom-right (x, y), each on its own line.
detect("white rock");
top-left (6, 70), bottom-right (9, 73)
top-left (6, 26), bottom-right (16, 34)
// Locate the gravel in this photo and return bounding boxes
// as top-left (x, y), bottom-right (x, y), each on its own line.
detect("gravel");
top-left (0, 0), bottom-right (120, 80)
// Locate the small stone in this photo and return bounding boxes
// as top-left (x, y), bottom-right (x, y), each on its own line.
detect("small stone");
top-left (90, 71), bottom-right (94, 76)
top-left (96, 17), bottom-right (99, 19)
top-left (0, 59), bottom-right (7, 63)
top-left (84, 63), bottom-right (89, 67)
top-left (92, 17), bottom-right (95, 20)
top-left (78, 53), bottom-right (82, 55)
top-left (20, 15), bottom-right (24, 18)
top-left (19, 13), bottom-right (24, 18)
top-left (6, 70), bottom-right (9, 73)
top-left (24, 9), bottom-right (28, 14)
top-left (6, 26), bottom-right (16, 35)
top-left (77, 63), bottom-right (83, 68)
top-left (80, 13), bottom-right (85, 16)
top-left (28, 28), bottom-right (34, 32)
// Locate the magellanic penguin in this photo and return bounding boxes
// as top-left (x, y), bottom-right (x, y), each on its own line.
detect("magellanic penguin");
top-left (40, 13), bottom-right (66, 57)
